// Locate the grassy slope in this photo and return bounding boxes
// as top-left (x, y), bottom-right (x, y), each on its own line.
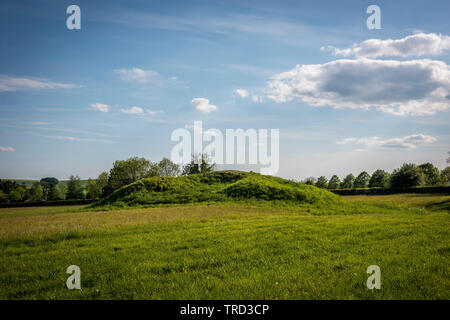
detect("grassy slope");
top-left (0, 194), bottom-right (448, 299)
top-left (93, 171), bottom-right (343, 208)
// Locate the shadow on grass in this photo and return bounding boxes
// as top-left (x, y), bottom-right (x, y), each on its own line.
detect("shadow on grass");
top-left (426, 199), bottom-right (450, 212)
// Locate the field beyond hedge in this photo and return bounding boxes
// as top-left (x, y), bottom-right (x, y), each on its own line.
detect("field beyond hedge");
top-left (0, 194), bottom-right (448, 299)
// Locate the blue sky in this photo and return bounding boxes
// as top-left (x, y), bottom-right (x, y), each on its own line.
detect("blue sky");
top-left (0, 0), bottom-right (449, 180)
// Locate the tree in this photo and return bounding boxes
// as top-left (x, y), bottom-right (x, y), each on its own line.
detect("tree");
top-left (86, 178), bottom-right (100, 199)
top-left (390, 163), bottom-right (425, 189)
top-left (182, 154), bottom-right (216, 175)
top-left (315, 176), bottom-right (328, 189)
top-left (0, 179), bottom-right (20, 194)
top-left (302, 177), bottom-right (316, 185)
top-left (97, 171), bottom-right (109, 190)
top-left (58, 183), bottom-right (67, 200)
top-left (109, 157), bottom-right (153, 189)
top-left (418, 163), bottom-right (441, 186)
top-left (40, 177), bottom-right (59, 185)
top-left (341, 174), bottom-right (355, 189)
top-left (157, 157), bottom-right (180, 177)
top-left (441, 167), bottom-right (450, 186)
top-left (354, 171), bottom-right (371, 188)
top-left (86, 171), bottom-right (110, 199)
top-left (29, 183), bottom-right (44, 201)
top-left (39, 177), bottom-right (59, 200)
top-left (0, 190), bottom-right (6, 203)
top-left (369, 170), bottom-right (390, 188)
top-left (328, 175), bottom-right (341, 189)
top-left (8, 186), bottom-right (26, 202)
top-left (47, 183), bottom-right (61, 200)
top-left (67, 175), bottom-right (84, 199)
top-left (9, 190), bottom-right (23, 202)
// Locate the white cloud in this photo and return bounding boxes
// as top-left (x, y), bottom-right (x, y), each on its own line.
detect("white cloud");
top-left (0, 75), bottom-right (78, 91)
top-left (114, 67), bottom-right (160, 83)
top-left (337, 134), bottom-right (436, 149)
top-left (264, 58), bottom-right (450, 115)
top-left (146, 109), bottom-right (162, 115)
top-left (43, 135), bottom-right (112, 143)
top-left (31, 122), bottom-right (51, 126)
top-left (190, 98), bottom-right (218, 113)
top-left (322, 33), bottom-right (450, 58)
top-left (91, 103), bottom-right (110, 113)
top-left (120, 106), bottom-right (144, 115)
top-left (0, 146), bottom-right (15, 152)
top-left (233, 88), bottom-right (249, 98)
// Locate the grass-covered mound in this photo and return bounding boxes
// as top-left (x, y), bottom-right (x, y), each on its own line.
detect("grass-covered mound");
top-left (93, 170), bottom-right (343, 208)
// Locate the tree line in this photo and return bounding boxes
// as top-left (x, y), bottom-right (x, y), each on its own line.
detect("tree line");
top-left (302, 161), bottom-right (450, 190)
top-left (0, 154), bottom-right (215, 203)
top-left (1, 153), bottom-right (449, 203)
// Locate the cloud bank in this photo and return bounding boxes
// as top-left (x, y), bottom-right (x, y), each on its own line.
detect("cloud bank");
top-left (322, 33), bottom-right (450, 58)
top-left (337, 134), bottom-right (436, 149)
top-left (264, 58), bottom-right (450, 115)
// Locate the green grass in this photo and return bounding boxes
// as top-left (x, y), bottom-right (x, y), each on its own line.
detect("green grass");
top-left (93, 171), bottom-right (343, 208)
top-left (0, 193), bottom-right (448, 299)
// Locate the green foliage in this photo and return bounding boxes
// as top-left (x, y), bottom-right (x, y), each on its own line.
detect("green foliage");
top-left (97, 172), bottom-right (109, 189)
top-left (391, 163), bottom-right (425, 189)
top-left (40, 177), bottom-right (59, 185)
top-left (86, 172), bottom-right (110, 199)
top-left (109, 157), bottom-right (153, 189)
top-left (0, 179), bottom-right (21, 194)
top-left (182, 154), bottom-right (216, 175)
top-left (354, 171), bottom-right (370, 188)
top-left (328, 175), bottom-right (341, 189)
top-left (87, 178), bottom-right (101, 199)
top-left (29, 183), bottom-right (44, 201)
top-left (302, 177), bottom-right (316, 185)
top-left (369, 169), bottom-right (390, 188)
top-left (67, 175), bottom-right (84, 199)
top-left (418, 162), bottom-right (441, 186)
top-left (331, 186), bottom-right (450, 196)
top-left (157, 157), bottom-right (180, 177)
top-left (47, 184), bottom-right (61, 201)
top-left (8, 189), bottom-right (24, 202)
top-left (315, 176), bottom-right (328, 189)
top-left (58, 183), bottom-right (67, 200)
top-left (441, 167), bottom-right (450, 186)
top-left (341, 174), bottom-right (355, 189)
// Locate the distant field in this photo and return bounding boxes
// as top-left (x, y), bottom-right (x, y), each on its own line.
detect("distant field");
top-left (0, 194), bottom-right (448, 299)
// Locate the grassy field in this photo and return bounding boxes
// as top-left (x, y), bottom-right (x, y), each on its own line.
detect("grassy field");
top-left (0, 193), bottom-right (448, 299)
